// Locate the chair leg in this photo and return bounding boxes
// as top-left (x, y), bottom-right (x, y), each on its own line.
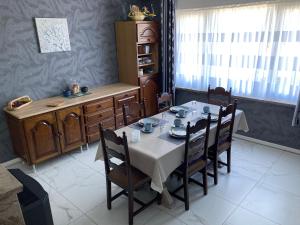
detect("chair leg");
top-left (213, 156), bottom-right (218, 185)
top-left (128, 190), bottom-right (134, 225)
top-left (106, 178), bottom-right (112, 210)
top-left (227, 148), bottom-right (231, 173)
top-left (183, 175), bottom-right (189, 210)
top-left (157, 193), bottom-right (162, 205)
top-left (202, 167), bottom-right (208, 195)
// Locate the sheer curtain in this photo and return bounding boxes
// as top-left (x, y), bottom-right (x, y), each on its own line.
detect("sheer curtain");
top-left (175, 2), bottom-right (300, 103)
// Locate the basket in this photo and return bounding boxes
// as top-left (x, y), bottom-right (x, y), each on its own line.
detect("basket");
top-left (7, 96), bottom-right (32, 111)
top-left (128, 12), bottom-right (146, 21)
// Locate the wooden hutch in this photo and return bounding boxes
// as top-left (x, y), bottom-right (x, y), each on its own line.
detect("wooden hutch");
top-left (115, 21), bottom-right (160, 116)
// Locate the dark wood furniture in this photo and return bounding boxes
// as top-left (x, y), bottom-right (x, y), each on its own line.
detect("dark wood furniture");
top-left (171, 116), bottom-right (211, 210)
top-left (83, 97), bottom-right (115, 143)
top-left (99, 126), bottom-right (157, 225)
top-left (207, 85), bottom-right (232, 106)
top-left (122, 100), bottom-right (146, 126)
top-left (5, 83), bottom-right (140, 166)
top-left (157, 92), bottom-right (173, 113)
top-left (115, 21), bottom-right (160, 117)
top-left (114, 90), bottom-right (140, 129)
top-left (208, 100), bottom-right (237, 185)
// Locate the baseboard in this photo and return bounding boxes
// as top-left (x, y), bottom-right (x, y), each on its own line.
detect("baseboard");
top-left (1, 157), bottom-right (22, 167)
top-left (234, 134), bottom-right (300, 155)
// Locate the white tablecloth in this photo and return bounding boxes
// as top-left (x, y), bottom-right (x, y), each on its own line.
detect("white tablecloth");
top-left (96, 101), bottom-right (249, 194)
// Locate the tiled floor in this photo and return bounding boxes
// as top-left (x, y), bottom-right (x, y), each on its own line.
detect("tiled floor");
top-left (6, 139), bottom-right (300, 225)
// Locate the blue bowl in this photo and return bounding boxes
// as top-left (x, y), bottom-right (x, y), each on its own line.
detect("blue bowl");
top-left (63, 90), bottom-right (72, 97)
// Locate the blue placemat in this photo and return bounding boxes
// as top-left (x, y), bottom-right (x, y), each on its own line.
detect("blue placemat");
top-left (128, 123), bottom-right (143, 130)
top-left (158, 132), bottom-right (185, 145)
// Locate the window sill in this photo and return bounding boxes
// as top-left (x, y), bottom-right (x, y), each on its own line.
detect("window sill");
top-left (175, 87), bottom-right (296, 108)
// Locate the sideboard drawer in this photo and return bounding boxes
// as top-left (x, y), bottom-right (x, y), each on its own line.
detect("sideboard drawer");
top-left (86, 118), bottom-right (115, 135)
top-left (85, 108), bottom-right (114, 125)
top-left (87, 125), bottom-right (115, 143)
top-left (84, 98), bottom-right (113, 114)
top-left (114, 90), bottom-right (139, 115)
top-left (137, 23), bottom-right (158, 43)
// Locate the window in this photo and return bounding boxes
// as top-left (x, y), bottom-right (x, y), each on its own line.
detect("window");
top-left (175, 2), bottom-right (300, 104)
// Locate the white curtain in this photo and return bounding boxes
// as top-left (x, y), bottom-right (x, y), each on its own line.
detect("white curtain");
top-left (175, 2), bottom-right (300, 104)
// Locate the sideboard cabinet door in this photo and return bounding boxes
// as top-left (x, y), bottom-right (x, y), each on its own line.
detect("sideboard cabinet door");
top-left (24, 113), bottom-right (61, 164)
top-left (56, 106), bottom-right (86, 153)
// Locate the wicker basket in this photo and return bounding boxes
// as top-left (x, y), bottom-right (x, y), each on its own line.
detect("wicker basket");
top-left (7, 96), bottom-right (32, 111)
top-left (128, 12), bottom-right (146, 21)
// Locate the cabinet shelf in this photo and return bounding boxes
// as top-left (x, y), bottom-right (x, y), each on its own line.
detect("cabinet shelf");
top-left (138, 53), bottom-right (153, 57)
top-left (138, 63), bottom-right (155, 68)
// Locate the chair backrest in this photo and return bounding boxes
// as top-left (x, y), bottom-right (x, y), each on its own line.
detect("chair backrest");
top-left (122, 99), bottom-right (147, 126)
top-left (99, 125), bottom-right (131, 181)
top-left (183, 115), bottom-right (211, 172)
top-left (207, 85), bottom-right (232, 106)
top-left (157, 92), bottom-right (173, 113)
top-left (214, 100), bottom-right (237, 151)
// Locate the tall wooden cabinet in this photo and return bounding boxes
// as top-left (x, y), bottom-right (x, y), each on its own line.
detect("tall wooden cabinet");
top-left (115, 21), bottom-right (160, 116)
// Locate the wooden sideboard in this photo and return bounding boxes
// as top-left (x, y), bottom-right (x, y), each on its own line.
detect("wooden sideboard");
top-left (4, 83), bottom-right (139, 165)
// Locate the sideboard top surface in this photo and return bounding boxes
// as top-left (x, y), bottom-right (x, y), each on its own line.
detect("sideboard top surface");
top-left (4, 83), bottom-right (140, 120)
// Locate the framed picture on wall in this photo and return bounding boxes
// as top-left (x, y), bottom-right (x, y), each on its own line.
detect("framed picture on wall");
top-left (35, 18), bottom-right (71, 53)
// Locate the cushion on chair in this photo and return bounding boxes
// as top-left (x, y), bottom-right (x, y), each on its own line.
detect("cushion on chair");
top-left (176, 156), bottom-right (207, 176)
top-left (108, 163), bottom-right (150, 190)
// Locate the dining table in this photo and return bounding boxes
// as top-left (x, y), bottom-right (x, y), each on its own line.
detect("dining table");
top-left (95, 100), bottom-right (249, 207)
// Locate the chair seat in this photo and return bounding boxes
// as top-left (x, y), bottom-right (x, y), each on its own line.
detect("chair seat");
top-left (175, 158), bottom-right (207, 176)
top-left (108, 163), bottom-right (151, 190)
top-left (208, 141), bottom-right (231, 156)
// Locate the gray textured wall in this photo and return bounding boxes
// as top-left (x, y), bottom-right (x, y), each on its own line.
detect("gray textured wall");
top-left (0, 0), bottom-right (159, 162)
top-left (176, 88), bottom-right (300, 150)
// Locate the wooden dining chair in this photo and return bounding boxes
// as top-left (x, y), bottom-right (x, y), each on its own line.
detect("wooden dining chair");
top-left (171, 115), bottom-right (211, 210)
top-left (207, 100), bottom-right (237, 185)
top-left (99, 125), bottom-right (157, 225)
top-left (207, 85), bottom-right (232, 106)
top-left (156, 92), bottom-right (173, 113)
top-left (122, 99), bottom-right (147, 126)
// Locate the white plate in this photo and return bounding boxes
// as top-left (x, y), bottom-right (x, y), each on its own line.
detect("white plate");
top-left (138, 118), bottom-right (160, 127)
top-left (201, 113), bottom-right (219, 122)
top-left (170, 106), bottom-right (189, 113)
top-left (175, 113), bottom-right (187, 118)
top-left (169, 127), bottom-right (186, 138)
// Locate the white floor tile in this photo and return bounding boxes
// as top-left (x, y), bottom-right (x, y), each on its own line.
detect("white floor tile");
top-left (70, 143), bottom-right (106, 175)
top-left (164, 192), bottom-right (237, 225)
top-left (262, 152), bottom-right (300, 197)
top-left (207, 170), bottom-right (257, 204)
top-left (38, 159), bottom-right (98, 192)
top-left (242, 183), bottom-right (300, 225)
top-left (68, 215), bottom-right (96, 225)
top-left (87, 197), bottom-right (160, 225)
top-left (224, 208), bottom-right (279, 225)
top-left (60, 173), bottom-right (116, 213)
